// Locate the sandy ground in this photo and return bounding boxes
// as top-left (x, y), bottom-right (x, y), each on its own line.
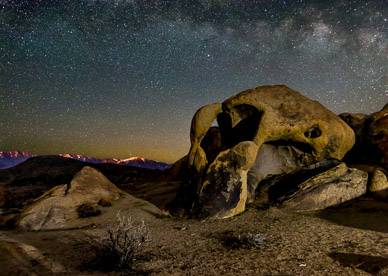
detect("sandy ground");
top-left (0, 193), bottom-right (387, 276)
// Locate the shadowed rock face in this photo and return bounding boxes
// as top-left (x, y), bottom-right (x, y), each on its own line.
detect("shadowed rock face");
top-left (169, 85), bottom-right (355, 219)
top-left (247, 143), bottom-right (317, 203)
top-left (340, 103), bottom-right (388, 170)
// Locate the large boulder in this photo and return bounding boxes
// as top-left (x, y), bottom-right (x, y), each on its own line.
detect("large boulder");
top-left (17, 166), bottom-right (122, 230)
top-left (273, 163), bottom-right (368, 212)
top-left (169, 85), bottom-right (355, 218)
top-left (368, 168), bottom-right (388, 201)
top-left (340, 103), bottom-right (388, 169)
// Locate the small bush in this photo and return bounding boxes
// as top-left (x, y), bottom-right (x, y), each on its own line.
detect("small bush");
top-left (77, 203), bottom-right (101, 218)
top-left (222, 232), bottom-right (267, 249)
top-left (101, 212), bottom-right (151, 270)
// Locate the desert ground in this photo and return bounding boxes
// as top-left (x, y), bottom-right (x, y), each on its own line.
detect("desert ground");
top-left (1, 180), bottom-right (387, 276)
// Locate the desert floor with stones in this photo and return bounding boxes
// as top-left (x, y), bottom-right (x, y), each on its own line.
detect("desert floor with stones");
top-left (1, 193), bottom-right (388, 276)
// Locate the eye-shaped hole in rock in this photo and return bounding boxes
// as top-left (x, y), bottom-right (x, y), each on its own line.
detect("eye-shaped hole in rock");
top-left (304, 124), bottom-right (321, 139)
top-left (217, 104), bottom-right (263, 149)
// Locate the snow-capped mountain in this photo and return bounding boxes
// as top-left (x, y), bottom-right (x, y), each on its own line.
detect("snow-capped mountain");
top-left (0, 151), bottom-right (37, 169)
top-left (0, 151), bottom-right (171, 170)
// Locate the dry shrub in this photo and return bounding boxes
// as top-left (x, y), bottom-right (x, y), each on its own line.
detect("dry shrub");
top-left (222, 232), bottom-right (267, 249)
top-left (101, 212), bottom-right (151, 270)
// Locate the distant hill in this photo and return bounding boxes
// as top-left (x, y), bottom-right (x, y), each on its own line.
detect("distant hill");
top-left (0, 151), bottom-right (171, 170)
top-left (0, 155), bottom-right (168, 208)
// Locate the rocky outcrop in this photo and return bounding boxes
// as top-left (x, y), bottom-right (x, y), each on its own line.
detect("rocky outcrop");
top-left (273, 163), bottom-right (368, 212)
top-left (368, 168), bottom-right (388, 201)
top-left (169, 85), bottom-right (355, 218)
top-left (221, 85), bottom-right (354, 161)
top-left (193, 141), bottom-right (258, 219)
top-left (17, 166), bottom-right (122, 230)
top-left (340, 103), bottom-right (388, 169)
top-left (368, 104), bottom-right (388, 169)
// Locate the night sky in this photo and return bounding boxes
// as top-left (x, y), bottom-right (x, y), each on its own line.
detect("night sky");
top-left (1, 0), bottom-right (387, 163)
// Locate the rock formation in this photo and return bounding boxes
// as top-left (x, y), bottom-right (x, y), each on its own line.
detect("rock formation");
top-left (169, 85), bottom-right (356, 218)
top-left (273, 163), bottom-right (368, 212)
top-left (17, 166), bottom-right (122, 230)
top-left (368, 168), bottom-right (388, 200)
top-left (247, 143), bottom-right (317, 203)
top-left (340, 103), bottom-right (388, 170)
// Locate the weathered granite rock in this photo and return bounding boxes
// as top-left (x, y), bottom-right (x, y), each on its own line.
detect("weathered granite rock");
top-left (340, 103), bottom-right (388, 169)
top-left (274, 163), bottom-right (368, 212)
top-left (254, 158), bottom-right (341, 205)
top-left (221, 85), bottom-right (355, 161)
top-left (338, 113), bottom-right (367, 137)
top-left (170, 85), bottom-right (355, 218)
top-left (369, 168), bottom-right (388, 200)
top-left (368, 104), bottom-right (388, 169)
top-left (247, 143), bottom-right (316, 203)
top-left (17, 166), bottom-right (121, 230)
top-left (192, 141), bottom-right (258, 219)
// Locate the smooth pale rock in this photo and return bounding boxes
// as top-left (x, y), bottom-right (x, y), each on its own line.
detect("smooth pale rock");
top-left (369, 168), bottom-right (388, 200)
top-left (17, 166), bottom-right (121, 230)
top-left (275, 163), bottom-right (368, 212)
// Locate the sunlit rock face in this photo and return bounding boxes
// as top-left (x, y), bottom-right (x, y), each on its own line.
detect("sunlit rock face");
top-left (169, 85), bottom-right (355, 219)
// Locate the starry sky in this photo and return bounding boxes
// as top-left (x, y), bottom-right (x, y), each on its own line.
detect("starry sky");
top-left (0, 0), bottom-right (387, 163)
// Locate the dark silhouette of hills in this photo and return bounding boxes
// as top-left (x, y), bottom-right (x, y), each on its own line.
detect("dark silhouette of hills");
top-left (0, 151), bottom-right (171, 170)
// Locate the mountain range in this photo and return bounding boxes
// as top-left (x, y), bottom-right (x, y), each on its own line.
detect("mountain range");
top-left (0, 151), bottom-right (171, 170)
